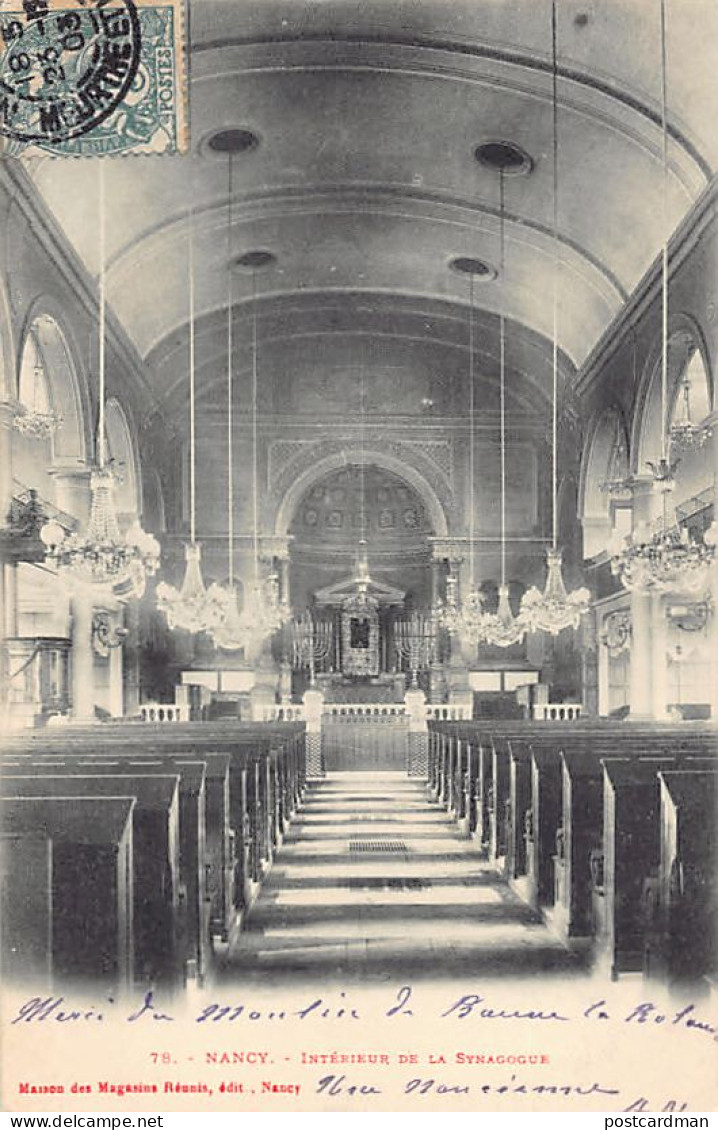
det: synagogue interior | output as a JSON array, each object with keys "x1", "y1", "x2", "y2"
[{"x1": 1, "y1": 0, "x2": 717, "y2": 993}]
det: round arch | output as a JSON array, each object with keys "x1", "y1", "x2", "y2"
[
  {"x1": 105, "y1": 397, "x2": 142, "y2": 519},
  {"x1": 633, "y1": 314, "x2": 714, "y2": 474},
  {"x1": 16, "y1": 303, "x2": 89, "y2": 463},
  {"x1": 0, "y1": 275, "x2": 15, "y2": 401},
  {"x1": 274, "y1": 448, "x2": 449, "y2": 538},
  {"x1": 578, "y1": 405, "x2": 630, "y2": 520}
]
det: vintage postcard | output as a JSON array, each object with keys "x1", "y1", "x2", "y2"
[{"x1": 1, "y1": 0, "x2": 717, "y2": 1116}]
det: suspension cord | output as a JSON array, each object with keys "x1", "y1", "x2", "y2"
[
  {"x1": 551, "y1": 0, "x2": 559, "y2": 551},
  {"x1": 188, "y1": 204, "x2": 196, "y2": 544},
  {"x1": 227, "y1": 157, "x2": 234, "y2": 586},
  {"x1": 98, "y1": 161, "x2": 107, "y2": 469},
  {"x1": 251, "y1": 270, "x2": 259, "y2": 586}
]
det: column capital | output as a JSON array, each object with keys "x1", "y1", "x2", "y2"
[
  {"x1": 428, "y1": 536, "x2": 465, "y2": 563},
  {"x1": 260, "y1": 534, "x2": 293, "y2": 561},
  {"x1": 0, "y1": 400, "x2": 18, "y2": 429},
  {"x1": 47, "y1": 461, "x2": 92, "y2": 483}
]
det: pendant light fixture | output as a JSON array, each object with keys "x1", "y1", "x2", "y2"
[
  {"x1": 610, "y1": 0, "x2": 715, "y2": 593},
  {"x1": 351, "y1": 368, "x2": 374, "y2": 601},
  {"x1": 41, "y1": 163, "x2": 160, "y2": 598},
  {"x1": 233, "y1": 269, "x2": 287, "y2": 644},
  {"x1": 209, "y1": 157, "x2": 250, "y2": 649},
  {"x1": 432, "y1": 269, "x2": 488, "y2": 642},
  {"x1": 13, "y1": 328, "x2": 63, "y2": 441},
  {"x1": 481, "y1": 171, "x2": 527, "y2": 647},
  {"x1": 520, "y1": 0, "x2": 590, "y2": 635},
  {"x1": 669, "y1": 374, "x2": 710, "y2": 451},
  {"x1": 156, "y1": 205, "x2": 226, "y2": 632}
]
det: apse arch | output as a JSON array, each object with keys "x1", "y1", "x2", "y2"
[{"x1": 274, "y1": 448, "x2": 449, "y2": 538}]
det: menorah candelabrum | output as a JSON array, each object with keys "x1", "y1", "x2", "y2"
[
  {"x1": 290, "y1": 610, "x2": 334, "y2": 686},
  {"x1": 394, "y1": 610, "x2": 436, "y2": 688}
]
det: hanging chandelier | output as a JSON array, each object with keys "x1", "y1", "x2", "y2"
[
  {"x1": 157, "y1": 542, "x2": 228, "y2": 632},
  {"x1": 599, "y1": 435, "x2": 632, "y2": 496},
  {"x1": 13, "y1": 374, "x2": 63, "y2": 441},
  {"x1": 156, "y1": 204, "x2": 224, "y2": 632},
  {"x1": 13, "y1": 333, "x2": 63, "y2": 441},
  {"x1": 13, "y1": 403, "x2": 62, "y2": 441},
  {"x1": 519, "y1": 1, "x2": 590, "y2": 636},
  {"x1": 481, "y1": 170, "x2": 526, "y2": 647},
  {"x1": 435, "y1": 270, "x2": 490, "y2": 645},
  {"x1": 206, "y1": 156, "x2": 252, "y2": 651},
  {"x1": 611, "y1": 517, "x2": 716, "y2": 595},
  {"x1": 431, "y1": 569, "x2": 462, "y2": 633},
  {"x1": 610, "y1": 0, "x2": 715, "y2": 596},
  {"x1": 41, "y1": 165, "x2": 159, "y2": 598},
  {"x1": 214, "y1": 263, "x2": 289, "y2": 650},
  {"x1": 669, "y1": 377, "x2": 712, "y2": 451}
]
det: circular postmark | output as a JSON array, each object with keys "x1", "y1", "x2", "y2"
[{"x1": 0, "y1": 1, "x2": 141, "y2": 145}]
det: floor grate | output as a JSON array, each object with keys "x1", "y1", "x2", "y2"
[
  {"x1": 348, "y1": 840, "x2": 408, "y2": 853},
  {"x1": 342, "y1": 877, "x2": 427, "y2": 891}
]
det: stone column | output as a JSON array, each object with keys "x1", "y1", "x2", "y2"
[
  {"x1": 0, "y1": 401, "x2": 14, "y2": 527},
  {"x1": 122, "y1": 601, "x2": 141, "y2": 717},
  {"x1": 70, "y1": 591, "x2": 94, "y2": 721},
  {"x1": 49, "y1": 464, "x2": 92, "y2": 525},
  {"x1": 0, "y1": 403, "x2": 14, "y2": 712},
  {"x1": 4, "y1": 559, "x2": 18, "y2": 639},
  {"x1": 278, "y1": 556, "x2": 290, "y2": 611},
  {"x1": 650, "y1": 593, "x2": 671, "y2": 721},
  {"x1": 430, "y1": 557, "x2": 442, "y2": 608},
  {"x1": 302, "y1": 686, "x2": 325, "y2": 777},
  {"x1": 405, "y1": 685, "x2": 428, "y2": 777},
  {"x1": 627, "y1": 476, "x2": 659, "y2": 720},
  {"x1": 706, "y1": 412, "x2": 718, "y2": 723},
  {"x1": 580, "y1": 606, "x2": 599, "y2": 716}
]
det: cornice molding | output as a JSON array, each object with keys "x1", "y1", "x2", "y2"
[
  {"x1": 575, "y1": 176, "x2": 718, "y2": 399},
  {"x1": 0, "y1": 160, "x2": 160, "y2": 417}
]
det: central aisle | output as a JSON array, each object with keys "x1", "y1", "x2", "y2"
[{"x1": 218, "y1": 772, "x2": 585, "y2": 985}]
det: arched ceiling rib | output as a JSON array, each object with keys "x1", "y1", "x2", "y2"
[{"x1": 25, "y1": 0, "x2": 718, "y2": 428}]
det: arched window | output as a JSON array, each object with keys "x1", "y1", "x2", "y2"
[
  {"x1": 104, "y1": 398, "x2": 141, "y2": 520},
  {"x1": 668, "y1": 347, "x2": 711, "y2": 441},
  {"x1": 635, "y1": 330, "x2": 713, "y2": 527},
  {"x1": 12, "y1": 315, "x2": 85, "y2": 497},
  {"x1": 18, "y1": 327, "x2": 54, "y2": 418},
  {"x1": 580, "y1": 407, "x2": 629, "y2": 558}
]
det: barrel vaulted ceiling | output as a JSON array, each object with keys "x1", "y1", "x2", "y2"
[{"x1": 25, "y1": 0, "x2": 718, "y2": 423}]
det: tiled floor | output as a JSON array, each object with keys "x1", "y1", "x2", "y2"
[{"x1": 218, "y1": 772, "x2": 584, "y2": 984}]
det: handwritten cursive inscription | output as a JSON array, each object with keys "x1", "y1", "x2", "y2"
[{"x1": 8, "y1": 986, "x2": 718, "y2": 1047}]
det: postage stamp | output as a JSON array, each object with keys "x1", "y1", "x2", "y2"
[{"x1": 0, "y1": 0, "x2": 187, "y2": 156}]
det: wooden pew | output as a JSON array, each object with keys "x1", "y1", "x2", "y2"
[
  {"x1": 428, "y1": 720, "x2": 718, "y2": 928},
  {"x1": 3, "y1": 723, "x2": 304, "y2": 903},
  {"x1": 558, "y1": 737, "x2": 718, "y2": 940},
  {"x1": 599, "y1": 757, "x2": 718, "y2": 979},
  {"x1": 0, "y1": 796, "x2": 134, "y2": 990},
  {"x1": 4, "y1": 755, "x2": 209, "y2": 984},
  {"x1": 647, "y1": 769, "x2": 718, "y2": 985},
  {"x1": 4, "y1": 737, "x2": 274, "y2": 935},
  {"x1": 0, "y1": 772, "x2": 182, "y2": 989},
  {"x1": 507, "y1": 741, "x2": 533, "y2": 886},
  {"x1": 0, "y1": 833, "x2": 53, "y2": 984}
]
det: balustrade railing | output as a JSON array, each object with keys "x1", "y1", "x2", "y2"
[
  {"x1": 532, "y1": 702, "x2": 583, "y2": 721},
  {"x1": 139, "y1": 703, "x2": 191, "y2": 723}
]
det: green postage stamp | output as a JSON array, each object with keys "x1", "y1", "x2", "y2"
[{"x1": 0, "y1": 0, "x2": 187, "y2": 155}]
